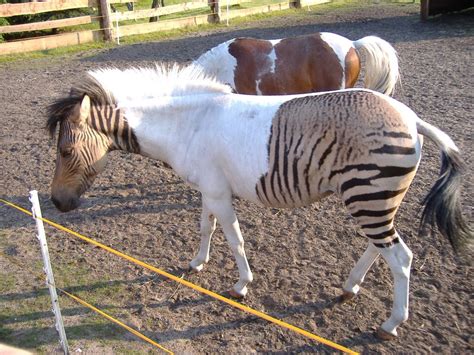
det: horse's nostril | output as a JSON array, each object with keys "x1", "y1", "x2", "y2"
[
  {"x1": 51, "y1": 195, "x2": 80, "y2": 212},
  {"x1": 70, "y1": 198, "x2": 81, "y2": 211}
]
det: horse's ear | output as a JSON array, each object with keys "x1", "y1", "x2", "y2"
[
  {"x1": 71, "y1": 94, "x2": 91, "y2": 126},
  {"x1": 79, "y1": 95, "x2": 91, "y2": 122}
]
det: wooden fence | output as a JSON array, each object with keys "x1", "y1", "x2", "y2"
[{"x1": 0, "y1": 0, "x2": 330, "y2": 55}]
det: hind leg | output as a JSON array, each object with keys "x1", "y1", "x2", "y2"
[
  {"x1": 377, "y1": 235, "x2": 413, "y2": 338},
  {"x1": 345, "y1": 200, "x2": 412, "y2": 337},
  {"x1": 341, "y1": 242, "x2": 380, "y2": 302}
]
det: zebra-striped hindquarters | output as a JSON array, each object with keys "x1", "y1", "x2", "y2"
[{"x1": 255, "y1": 91, "x2": 420, "y2": 247}]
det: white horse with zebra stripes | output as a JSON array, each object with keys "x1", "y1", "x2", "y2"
[{"x1": 47, "y1": 64, "x2": 471, "y2": 339}]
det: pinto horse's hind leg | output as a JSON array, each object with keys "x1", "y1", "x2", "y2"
[
  {"x1": 377, "y1": 235, "x2": 413, "y2": 338},
  {"x1": 341, "y1": 242, "x2": 380, "y2": 302},
  {"x1": 202, "y1": 195, "x2": 253, "y2": 298},
  {"x1": 190, "y1": 203, "x2": 217, "y2": 272}
]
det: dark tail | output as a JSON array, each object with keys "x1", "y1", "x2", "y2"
[{"x1": 417, "y1": 120, "x2": 472, "y2": 252}]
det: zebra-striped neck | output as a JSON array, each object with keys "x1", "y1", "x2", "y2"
[{"x1": 88, "y1": 105, "x2": 140, "y2": 154}]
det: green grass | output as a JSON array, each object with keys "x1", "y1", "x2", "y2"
[
  {"x1": 0, "y1": 41, "x2": 112, "y2": 63},
  {"x1": 0, "y1": 235, "x2": 20, "y2": 292},
  {"x1": 1, "y1": 268, "x2": 137, "y2": 350},
  {"x1": 0, "y1": 219, "x2": 153, "y2": 351},
  {"x1": 1, "y1": 291, "x2": 55, "y2": 348},
  {"x1": 0, "y1": 273, "x2": 16, "y2": 293},
  {"x1": 0, "y1": 229, "x2": 135, "y2": 350}
]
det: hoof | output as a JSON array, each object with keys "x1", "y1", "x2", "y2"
[
  {"x1": 228, "y1": 289, "x2": 245, "y2": 299},
  {"x1": 188, "y1": 262, "x2": 204, "y2": 273},
  {"x1": 339, "y1": 290, "x2": 356, "y2": 303},
  {"x1": 376, "y1": 328, "x2": 397, "y2": 341},
  {"x1": 188, "y1": 265, "x2": 202, "y2": 274}
]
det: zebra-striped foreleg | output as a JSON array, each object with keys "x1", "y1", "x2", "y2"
[
  {"x1": 341, "y1": 242, "x2": 380, "y2": 302},
  {"x1": 377, "y1": 235, "x2": 413, "y2": 338},
  {"x1": 202, "y1": 195, "x2": 253, "y2": 298},
  {"x1": 190, "y1": 202, "x2": 217, "y2": 272}
]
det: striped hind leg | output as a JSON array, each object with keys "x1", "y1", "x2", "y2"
[
  {"x1": 348, "y1": 220, "x2": 412, "y2": 338},
  {"x1": 347, "y1": 209, "x2": 412, "y2": 337},
  {"x1": 377, "y1": 235, "x2": 413, "y2": 338}
]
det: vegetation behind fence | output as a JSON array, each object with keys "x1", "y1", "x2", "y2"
[{"x1": 0, "y1": 0, "x2": 330, "y2": 55}]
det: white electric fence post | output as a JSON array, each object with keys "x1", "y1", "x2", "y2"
[
  {"x1": 218, "y1": 0, "x2": 222, "y2": 24},
  {"x1": 226, "y1": 0, "x2": 229, "y2": 26},
  {"x1": 116, "y1": 15, "x2": 120, "y2": 45},
  {"x1": 29, "y1": 190, "x2": 70, "y2": 355}
]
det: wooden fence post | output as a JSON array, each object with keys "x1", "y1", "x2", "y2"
[
  {"x1": 208, "y1": 0, "x2": 220, "y2": 23},
  {"x1": 99, "y1": 0, "x2": 113, "y2": 41}
]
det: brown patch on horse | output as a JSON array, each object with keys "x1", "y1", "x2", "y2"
[
  {"x1": 229, "y1": 34, "x2": 345, "y2": 95},
  {"x1": 271, "y1": 34, "x2": 344, "y2": 93},
  {"x1": 344, "y1": 47, "x2": 361, "y2": 88},
  {"x1": 228, "y1": 38, "x2": 273, "y2": 94}
]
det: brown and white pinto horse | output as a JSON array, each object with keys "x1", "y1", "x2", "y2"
[{"x1": 194, "y1": 32, "x2": 400, "y2": 95}]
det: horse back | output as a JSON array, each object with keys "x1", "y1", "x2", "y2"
[{"x1": 227, "y1": 33, "x2": 359, "y2": 94}]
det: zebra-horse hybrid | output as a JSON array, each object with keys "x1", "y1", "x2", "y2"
[{"x1": 47, "y1": 65, "x2": 471, "y2": 339}]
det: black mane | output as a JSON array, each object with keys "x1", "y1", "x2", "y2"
[{"x1": 46, "y1": 74, "x2": 116, "y2": 138}]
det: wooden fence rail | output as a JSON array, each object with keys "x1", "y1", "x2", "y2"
[
  {"x1": 0, "y1": 15, "x2": 94, "y2": 34},
  {"x1": 0, "y1": 0, "x2": 330, "y2": 55},
  {"x1": 110, "y1": 1, "x2": 209, "y2": 22},
  {"x1": 0, "y1": 0, "x2": 96, "y2": 17}
]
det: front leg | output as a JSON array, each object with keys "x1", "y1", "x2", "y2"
[
  {"x1": 190, "y1": 203, "x2": 217, "y2": 272},
  {"x1": 203, "y1": 195, "x2": 253, "y2": 298}
]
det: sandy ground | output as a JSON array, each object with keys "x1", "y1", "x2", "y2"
[{"x1": 0, "y1": 2, "x2": 473, "y2": 354}]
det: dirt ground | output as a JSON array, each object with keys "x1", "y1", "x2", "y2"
[{"x1": 0, "y1": 2, "x2": 473, "y2": 354}]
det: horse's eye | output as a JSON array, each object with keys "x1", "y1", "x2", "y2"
[{"x1": 60, "y1": 148, "x2": 73, "y2": 158}]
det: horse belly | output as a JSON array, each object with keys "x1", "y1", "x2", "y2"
[
  {"x1": 259, "y1": 190, "x2": 333, "y2": 209},
  {"x1": 213, "y1": 102, "x2": 280, "y2": 203}
]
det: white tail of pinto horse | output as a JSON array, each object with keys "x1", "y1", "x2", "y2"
[{"x1": 353, "y1": 36, "x2": 400, "y2": 96}]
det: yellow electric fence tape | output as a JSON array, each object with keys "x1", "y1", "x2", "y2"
[
  {"x1": 1, "y1": 198, "x2": 358, "y2": 355},
  {"x1": 57, "y1": 287, "x2": 173, "y2": 354},
  {"x1": 0, "y1": 201, "x2": 173, "y2": 355}
]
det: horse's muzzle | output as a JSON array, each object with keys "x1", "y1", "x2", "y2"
[{"x1": 51, "y1": 195, "x2": 81, "y2": 212}]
